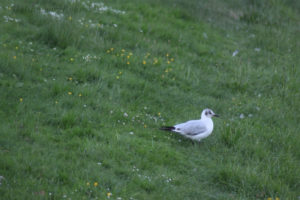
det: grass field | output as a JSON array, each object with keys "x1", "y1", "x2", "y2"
[{"x1": 0, "y1": 0, "x2": 299, "y2": 199}]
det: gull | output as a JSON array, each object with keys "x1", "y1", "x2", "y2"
[{"x1": 160, "y1": 108, "x2": 219, "y2": 142}]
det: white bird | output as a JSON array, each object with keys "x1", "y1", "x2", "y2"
[{"x1": 160, "y1": 108, "x2": 219, "y2": 142}]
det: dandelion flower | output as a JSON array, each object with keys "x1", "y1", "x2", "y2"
[
  {"x1": 86, "y1": 182, "x2": 90, "y2": 186},
  {"x1": 127, "y1": 55, "x2": 130, "y2": 59},
  {"x1": 107, "y1": 50, "x2": 110, "y2": 53},
  {"x1": 170, "y1": 58, "x2": 174, "y2": 62},
  {"x1": 78, "y1": 93, "x2": 82, "y2": 97},
  {"x1": 267, "y1": 198, "x2": 272, "y2": 200},
  {"x1": 68, "y1": 77, "x2": 72, "y2": 81},
  {"x1": 158, "y1": 112, "x2": 161, "y2": 116},
  {"x1": 144, "y1": 124, "x2": 147, "y2": 128},
  {"x1": 68, "y1": 92, "x2": 72, "y2": 95},
  {"x1": 166, "y1": 53, "x2": 169, "y2": 57},
  {"x1": 167, "y1": 60, "x2": 171, "y2": 64},
  {"x1": 15, "y1": 46, "x2": 19, "y2": 50},
  {"x1": 110, "y1": 48, "x2": 114, "y2": 51},
  {"x1": 13, "y1": 56, "x2": 16, "y2": 59},
  {"x1": 129, "y1": 52, "x2": 133, "y2": 56},
  {"x1": 118, "y1": 71, "x2": 122, "y2": 75},
  {"x1": 107, "y1": 192, "x2": 112, "y2": 198},
  {"x1": 70, "y1": 58, "x2": 74, "y2": 62},
  {"x1": 127, "y1": 61, "x2": 130, "y2": 65},
  {"x1": 19, "y1": 98, "x2": 23, "y2": 102},
  {"x1": 275, "y1": 198, "x2": 280, "y2": 200},
  {"x1": 121, "y1": 49, "x2": 125, "y2": 52},
  {"x1": 142, "y1": 60, "x2": 146, "y2": 65},
  {"x1": 93, "y1": 182, "x2": 98, "y2": 187}
]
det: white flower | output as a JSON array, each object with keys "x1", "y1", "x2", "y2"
[
  {"x1": 123, "y1": 112, "x2": 128, "y2": 117},
  {"x1": 232, "y1": 50, "x2": 239, "y2": 57},
  {"x1": 239, "y1": 114, "x2": 245, "y2": 119}
]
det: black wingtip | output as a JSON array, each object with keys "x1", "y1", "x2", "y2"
[{"x1": 160, "y1": 126, "x2": 175, "y2": 131}]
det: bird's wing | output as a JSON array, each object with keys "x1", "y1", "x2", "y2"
[{"x1": 175, "y1": 120, "x2": 207, "y2": 136}]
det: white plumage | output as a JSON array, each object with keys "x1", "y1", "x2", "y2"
[{"x1": 160, "y1": 108, "x2": 219, "y2": 142}]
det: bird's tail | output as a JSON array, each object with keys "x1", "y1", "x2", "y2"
[{"x1": 160, "y1": 126, "x2": 175, "y2": 131}]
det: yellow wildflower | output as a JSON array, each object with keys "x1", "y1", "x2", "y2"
[
  {"x1": 144, "y1": 124, "x2": 147, "y2": 128},
  {"x1": 121, "y1": 49, "x2": 125, "y2": 52},
  {"x1": 68, "y1": 77, "x2": 72, "y2": 81},
  {"x1": 118, "y1": 71, "x2": 122, "y2": 75},
  {"x1": 107, "y1": 50, "x2": 110, "y2": 53},
  {"x1": 16, "y1": 46, "x2": 19, "y2": 50},
  {"x1": 19, "y1": 98, "x2": 23, "y2": 102},
  {"x1": 13, "y1": 56, "x2": 16, "y2": 59},
  {"x1": 86, "y1": 182, "x2": 90, "y2": 186},
  {"x1": 70, "y1": 58, "x2": 74, "y2": 62},
  {"x1": 158, "y1": 112, "x2": 161, "y2": 116},
  {"x1": 129, "y1": 52, "x2": 133, "y2": 56},
  {"x1": 94, "y1": 182, "x2": 98, "y2": 187},
  {"x1": 275, "y1": 198, "x2": 280, "y2": 200},
  {"x1": 166, "y1": 53, "x2": 169, "y2": 57},
  {"x1": 116, "y1": 76, "x2": 120, "y2": 79},
  {"x1": 78, "y1": 93, "x2": 82, "y2": 97},
  {"x1": 170, "y1": 58, "x2": 174, "y2": 62},
  {"x1": 142, "y1": 60, "x2": 146, "y2": 65},
  {"x1": 127, "y1": 55, "x2": 130, "y2": 59},
  {"x1": 110, "y1": 48, "x2": 114, "y2": 51},
  {"x1": 267, "y1": 198, "x2": 272, "y2": 200},
  {"x1": 68, "y1": 92, "x2": 72, "y2": 95},
  {"x1": 127, "y1": 61, "x2": 130, "y2": 65},
  {"x1": 167, "y1": 60, "x2": 170, "y2": 64},
  {"x1": 107, "y1": 192, "x2": 112, "y2": 198}
]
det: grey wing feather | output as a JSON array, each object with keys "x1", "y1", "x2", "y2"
[{"x1": 175, "y1": 120, "x2": 207, "y2": 136}]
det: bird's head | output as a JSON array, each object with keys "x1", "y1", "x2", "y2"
[{"x1": 201, "y1": 108, "x2": 219, "y2": 118}]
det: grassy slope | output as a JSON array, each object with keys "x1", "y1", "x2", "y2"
[{"x1": 0, "y1": 0, "x2": 299, "y2": 199}]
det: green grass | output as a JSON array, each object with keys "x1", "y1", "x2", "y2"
[{"x1": 0, "y1": 0, "x2": 299, "y2": 199}]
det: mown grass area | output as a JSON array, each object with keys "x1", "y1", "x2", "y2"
[{"x1": 0, "y1": 0, "x2": 299, "y2": 199}]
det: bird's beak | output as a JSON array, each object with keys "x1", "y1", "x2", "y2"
[{"x1": 214, "y1": 114, "x2": 219, "y2": 117}]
